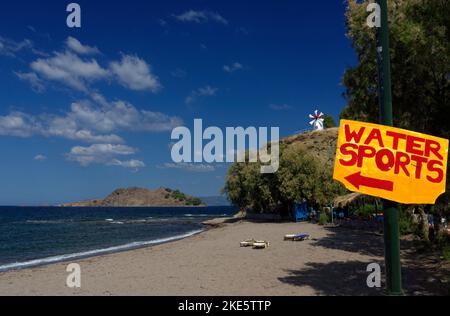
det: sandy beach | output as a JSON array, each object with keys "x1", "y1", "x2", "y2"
[{"x1": 0, "y1": 220, "x2": 448, "y2": 296}]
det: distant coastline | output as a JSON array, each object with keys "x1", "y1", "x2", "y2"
[{"x1": 60, "y1": 187, "x2": 207, "y2": 207}]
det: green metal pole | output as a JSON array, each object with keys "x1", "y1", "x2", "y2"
[{"x1": 375, "y1": 0, "x2": 403, "y2": 295}]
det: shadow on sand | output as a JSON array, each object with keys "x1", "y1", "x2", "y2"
[
  {"x1": 312, "y1": 226, "x2": 385, "y2": 257},
  {"x1": 278, "y1": 226, "x2": 450, "y2": 296},
  {"x1": 279, "y1": 261, "x2": 384, "y2": 296}
]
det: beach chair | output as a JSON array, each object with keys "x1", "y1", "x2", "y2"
[
  {"x1": 240, "y1": 239, "x2": 256, "y2": 247},
  {"x1": 284, "y1": 234, "x2": 296, "y2": 241},
  {"x1": 292, "y1": 234, "x2": 310, "y2": 241},
  {"x1": 284, "y1": 234, "x2": 310, "y2": 241},
  {"x1": 240, "y1": 239, "x2": 270, "y2": 249},
  {"x1": 252, "y1": 241, "x2": 270, "y2": 249}
]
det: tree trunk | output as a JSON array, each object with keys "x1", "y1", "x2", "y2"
[
  {"x1": 418, "y1": 206, "x2": 429, "y2": 242},
  {"x1": 433, "y1": 209, "x2": 442, "y2": 242}
]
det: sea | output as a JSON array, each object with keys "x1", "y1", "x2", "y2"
[{"x1": 0, "y1": 206, "x2": 237, "y2": 272}]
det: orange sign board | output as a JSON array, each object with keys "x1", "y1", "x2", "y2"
[{"x1": 334, "y1": 120, "x2": 449, "y2": 204}]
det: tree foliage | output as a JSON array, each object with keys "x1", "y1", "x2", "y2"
[
  {"x1": 223, "y1": 143, "x2": 346, "y2": 214},
  {"x1": 342, "y1": 0, "x2": 450, "y2": 206},
  {"x1": 323, "y1": 115, "x2": 337, "y2": 128},
  {"x1": 164, "y1": 188, "x2": 203, "y2": 206}
]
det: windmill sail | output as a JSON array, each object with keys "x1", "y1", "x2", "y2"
[{"x1": 308, "y1": 109, "x2": 325, "y2": 130}]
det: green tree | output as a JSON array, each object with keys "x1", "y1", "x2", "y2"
[
  {"x1": 223, "y1": 143, "x2": 346, "y2": 215},
  {"x1": 279, "y1": 144, "x2": 345, "y2": 208},
  {"x1": 323, "y1": 115, "x2": 337, "y2": 128},
  {"x1": 342, "y1": 0, "x2": 449, "y2": 227},
  {"x1": 342, "y1": 0, "x2": 449, "y2": 136},
  {"x1": 222, "y1": 163, "x2": 251, "y2": 211},
  {"x1": 186, "y1": 198, "x2": 203, "y2": 206}
]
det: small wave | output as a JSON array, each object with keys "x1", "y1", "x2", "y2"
[
  {"x1": 105, "y1": 218, "x2": 165, "y2": 224},
  {"x1": 26, "y1": 220, "x2": 71, "y2": 224},
  {"x1": 0, "y1": 229, "x2": 204, "y2": 273},
  {"x1": 184, "y1": 214, "x2": 211, "y2": 217},
  {"x1": 105, "y1": 219, "x2": 114, "y2": 222},
  {"x1": 126, "y1": 219, "x2": 150, "y2": 224},
  {"x1": 26, "y1": 220, "x2": 49, "y2": 224}
]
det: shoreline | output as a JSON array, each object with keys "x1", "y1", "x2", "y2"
[
  {"x1": 0, "y1": 216, "x2": 237, "y2": 273},
  {"x1": 0, "y1": 227, "x2": 208, "y2": 273},
  {"x1": 0, "y1": 220, "x2": 447, "y2": 296},
  {"x1": 0, "y1": 205, "x2": 218, "y2": 208}
]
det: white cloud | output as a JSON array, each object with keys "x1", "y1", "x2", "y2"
[
  {"x1": 109, "y1": 55, "x2": 162, "y2": 92},
  {"x1": 171, "y1": 68, "x2": 187, "y2": 78},
  {"x1": 70, "y1": 144, "x2": 136, "y2": 156},
  {"x1": 69, "y1": 98, "x2": 182, "y2": 133},
  {"x1": 160, "y1": 163, "x2": 216, "y2": 172},
  {"x1": 34, "y1": 154, "x2": 47, "y2": 161},
  {"x1": 15, "y1": 72, "x2": 46, "y2": 93},
  {"x1": 185, "y1": 96, "x2": 194, "y2": 105},
  {"x1": 185, "y1": 85, "x2": 218, "y2": 105},
  {"x1": 0, "y1": 96, "x2": 182, "y2": 144},
  {"x1": 223, "y1": 62, "x2": 243, "y2": 73},
  {"x1": 30, "y1": 51, "x2": 108, "y2": 91},
  {"x1": 66, "y1": 144, "x2": 139, "y2": 166},
  {"x1": 0, "y1": 110, "x2": 121, "y2": 143},
  {"x1": 66, "y1": 37, "x2": 100, "y2": 55},
  {"x1": 43, "y1": 114, "x2": 124, "y2": 143},
  {"x1": 269, "y1": 104, "x2": 293, "y2": 111},
  {"x1": 158, "y1": 19, "x2": 168, "y2": 27},
  {"x1": 108, "y1": 159, "x2": 146, "y2": 170},
  {"x1": 0, "y1": 112, "x2": 39, "y2": 137},
  {"x1": 12, "y1": 37, "x2": 162, "y2": 94},
  {"x1": 197, "y1": 86, "x2": 218, "y2": 96},
  {"x1": 237, "y1": 27, "x2": 250, "y2": 35},
  {"x1": 0, "y1": 36, "x2": 33, "y2": 57},
  {"x1": 173, "y1": 10, "x2": 228, "y2": 25},
  {"x1": 66, "y1": 144, "x2": 145, "y2": 171}
]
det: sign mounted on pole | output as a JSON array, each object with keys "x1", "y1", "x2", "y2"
[{"x1": 334, "y1": 120, "x2": 448, "y2": 204}]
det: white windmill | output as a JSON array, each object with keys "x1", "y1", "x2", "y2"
[{"x1": 309, "y1": 110, "x2": 325, "y2": 130}]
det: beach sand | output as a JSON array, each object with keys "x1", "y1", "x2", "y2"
[{"x1": 0, "y1": 220, "x2": 447, "y2": 296}]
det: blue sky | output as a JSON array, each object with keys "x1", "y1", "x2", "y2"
[{"x1": 0, "y1": 0, "x2": 356, "y2": 205}]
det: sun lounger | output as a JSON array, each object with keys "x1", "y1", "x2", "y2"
[
  {"x1": 293, "y1": 234, "x2": 310, "y2": 241},
  {"x1": 252, "y1": 241, "x2": 270, "y2": 249},
  {"x1": 284, "y1": 234, "x2": 310, "y2": 241},
  {"x1": 284, "y1": 234, "x2": 296, "y2": 240},
  {"x1": 240, "y1": 239, "x2": 256, "y2": 247},
  {"x1": 240, "y1": 239, "x2": 270, "y2": 249}
]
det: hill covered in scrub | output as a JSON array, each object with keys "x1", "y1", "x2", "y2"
[
  {"x1": 62, "y1": 187, "x2": 205, "y2": 207},
  {"x1": 282, "y1": 127, "x2": 339, "y2": 167}
]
